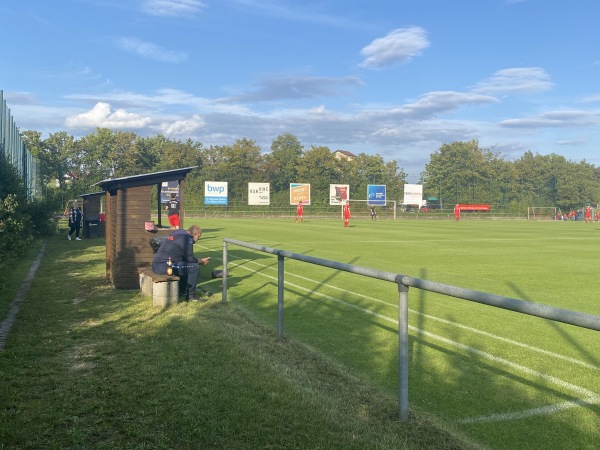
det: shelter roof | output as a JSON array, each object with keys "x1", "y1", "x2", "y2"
[{"x1": 96, "y1": 167, "x2": 197, "y2": 191}]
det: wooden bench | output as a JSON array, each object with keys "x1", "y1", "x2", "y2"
[{"x1": 138, "y1": 268, "x2": 180, "y2": 307}]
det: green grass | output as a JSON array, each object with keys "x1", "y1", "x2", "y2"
[
  {"x1": 194, "y1": 217, "x2": 600, "y2": 450},
  {"x1": 0, "y1": 224, "x2": 475, "y2": 449},
  {"x1": 1, "y1": 217, "x2": 599, "y2": 449}
]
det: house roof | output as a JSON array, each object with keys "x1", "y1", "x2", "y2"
[
  {"x1": 96, "y1": 167, "x2": 197, "y2": 192},
  {"x1": 333, "y1": 150, "x2": 357, "y2": 159}
]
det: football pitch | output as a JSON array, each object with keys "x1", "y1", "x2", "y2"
[{"x1": 193, "y1": 217, "x2": 600, "y2": 449}]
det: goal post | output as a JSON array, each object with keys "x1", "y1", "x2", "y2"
[
  {"x1": 527, "y1": 206, "x2": 558, "y2": 221},
  {"x1": 344, "y1": 199, "x2": 397, "y2": 220}
]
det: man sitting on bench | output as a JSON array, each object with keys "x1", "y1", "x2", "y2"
[{"x1": 151, "y1": 224, "x2": 210, "y2": 301}]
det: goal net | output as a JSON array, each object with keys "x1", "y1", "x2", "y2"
[{"x1": 527, "y1": 207, "x2": 558, "y2": 221}]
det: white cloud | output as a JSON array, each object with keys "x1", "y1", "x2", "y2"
[
  {"x1": 359, "y1": 27, "x2": 429, "y2": 69},
  {"x1": 141, "y1": 0, "x2": 205, "y2": 17},
  {"x1": 472, "y1": 68, "x2": 554, "y2": 95},
  {"x1": 396, "y1": 91, "x2": 498, "y2": 118},
  {"x1": 154, "y1": 115, "x2": 206, "y2": 134},
  {"x1": 499, "y1": 110, "x2": 599, "y2": 128},
  {"x1": 65, "y1": 102, "x2": 152, "y2": 129},
  {"x1": 115, "y1": 37, "x2": 187, "y2": 63},
  {"x1": 223, "y1": 75, "x2": 363, "y2": 103}
]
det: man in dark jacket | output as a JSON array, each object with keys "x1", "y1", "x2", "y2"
[
  {"x1": 68, "y1": 202, "x2": 83, "y2": 240},
  {"x1": 151, "y1": 225, "x2": 210, "y2": 300}
]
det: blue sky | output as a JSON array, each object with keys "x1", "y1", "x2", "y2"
[{"x1": 2, "y1": 0, "x2": 600, "y2": 182}]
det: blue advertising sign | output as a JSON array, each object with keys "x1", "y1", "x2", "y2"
[
  {"x1": 204, "y1": 181, "x2": 228, "y2": 205},
  {"x1": 367, "y1": 184, "x2": 386, "y2": 206},
  {"x1": 160, "y1": 181, "x2": 179, "y2": 203}
]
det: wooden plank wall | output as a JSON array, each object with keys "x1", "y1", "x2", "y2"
[
  {"x1": 108, "y1": 185, "x2": 174, "y2": 289},
  {"x1": 83, "y1": 196, "x2": 101, "y2": 220}
]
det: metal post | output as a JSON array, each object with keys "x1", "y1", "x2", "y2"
[
  {"x1": 222, "y1": 240, "x2": 228, "y2": 303},
  {"x1": 277, "y1": 253, "x2": 284, "y2": 341},
  {"x1": 398, "y1": 282, "x2": 409, "y2": 422}
]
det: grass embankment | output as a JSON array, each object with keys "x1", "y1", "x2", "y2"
[{"x1": 0, "y1": 231, "x2": 475, "y2": 449}]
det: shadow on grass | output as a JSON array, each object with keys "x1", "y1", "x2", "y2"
[
  {"x1": 404, "y1": 267, "x2": 600, "y2": 450},
  {"x1": 0, "y1": 232, "x2": 476, "y2": 449}
]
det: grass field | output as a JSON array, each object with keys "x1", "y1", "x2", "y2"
[
  {"x1": 195, "y1": 217, "x2": 600, "y2": 449},
  {"x1": 1, "y1": 217, "x2": 599, "y2": 449}
]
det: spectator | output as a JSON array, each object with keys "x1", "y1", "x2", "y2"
[
  {"x1": 152, "y1": 225, "x2": 210, "y2": 301},
  {"x1": 67, "y1": 202, "x2": 83, "y2": 240}
]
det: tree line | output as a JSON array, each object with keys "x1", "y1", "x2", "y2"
[{"x1": 20, "y1": 129, "x2": 600, "y2": 211}]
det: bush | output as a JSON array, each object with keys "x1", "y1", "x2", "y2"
[{"x1": 0, "y1": 152, "x2": 58, "y2": 277}]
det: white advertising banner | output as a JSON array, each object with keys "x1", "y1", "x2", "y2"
[
  {"x1": 329, "y1": 184, "x2": 350, "y2": 205},
  {"x1": 403, "y1": 184, "x2": 423, "y2": 206},
  {"x1": 248, "y1": 182, "x2": 270, "y2": 205}
]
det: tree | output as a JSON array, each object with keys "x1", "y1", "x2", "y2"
[
  {"x1": 296, "y1": 146, "x2": 338, "y2": 204},
  {"x1": 422, "y1": 140, "x2": 503, "y2": 205},
  {"x1": 267, "y1": 133, "x2": 303, "y2": 193}
]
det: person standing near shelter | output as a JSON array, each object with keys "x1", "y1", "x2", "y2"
[
  {"x1": 166, "y1": 193, "x2": 180, "y2": 229},
  {"x1": 454, "y1": 204, "x2": 461, "y2": 221},
  {"x1": 295, "y1": 201, "x2": 304, "y2": 223},
  {"x1": 343, "y1": 201, "x2": 351, "y2": 228},
  {"x1": 152, "y1": 225, "x2": 210, "y2": 301},
  {"x1": 370, "y1": 205, "x2": 377, "y2": 220},
  {"x1": 67, "y1": 202, "x2": 83, "y2": 240}
]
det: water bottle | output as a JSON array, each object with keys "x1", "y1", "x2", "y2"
[{"x1": 167, "y1": 257, "x2": 173, "y2": 276}]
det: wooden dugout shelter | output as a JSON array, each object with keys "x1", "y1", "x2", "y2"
[
  {"x1": 79, "y1": 191, "x2": 105, "y2": 238},
  {"x1": 96, "y1": 167, "x2": 197, "y2": 289}
]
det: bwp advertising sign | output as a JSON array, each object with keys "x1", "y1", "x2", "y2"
[
  {"x1": 367, "y1": 184, "x2": 386, "y2": 206},
  {"x1": 248, "y1": 182, "x2": 270, "y2": 205},
  {"x1": 204, "y1": 181, "x2": 228, "y2": 205},
  {"x1": 329, "y1": 184, "x2": 350, "y2": 205},
  {"x1": 289, "y1": 183, "x2": 311, "y2": 205},
  {"x1": 160, "y1": 180, "x2": 179, "y2": 203},
  {"x1": 403, "y1": 184, "x2": 423, "y2": 206}
]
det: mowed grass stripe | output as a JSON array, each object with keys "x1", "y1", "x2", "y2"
[
  {"x1": 202, "y1": 242, "x2": 600, "y2": 372},
  {"x1": 204, "y1": 246, "x2": 599, "y2": 407},
  {"x1": 195, "y1": 218, "x2": 600, "y2": 448}
]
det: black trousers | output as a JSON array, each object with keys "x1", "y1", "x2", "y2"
[{"x1": 68, "y1": 222, "x2": 81, "y2": 238}]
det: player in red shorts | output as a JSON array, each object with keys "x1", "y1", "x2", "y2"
[
  {"x1": 166, "y1": 193, "x2": 180, "y2": 229},
  {"x1": 295, "y1": 201, "x2": 303, "y2": 222},
  {"x1": 585, "y1": 205, "x2": 592, "y2": 223},
  {"x1": 454, "y1": 204, "x2": 461, "y2": 221},
  {"x1": 343, "y1": 201, "x2": 351, "y2": 228}
]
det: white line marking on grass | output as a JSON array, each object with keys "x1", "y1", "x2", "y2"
[
  {"x1": 203, "y1": 247, "x2": 600, "y2": 421},
  {"x1": 211, "y1": 249, "x2": 600, "y2": 372},
  {"x1": 459, "y1": 395, "x2": 600, "y2": 424}
]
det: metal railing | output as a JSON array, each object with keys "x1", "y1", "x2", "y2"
[{"x1": 221, "y1": 238, "x2": 600, "y2": 422}]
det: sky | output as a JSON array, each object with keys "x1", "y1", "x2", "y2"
[{"x1": 2, "y1": 0, "x2": 600, "y2": 182}]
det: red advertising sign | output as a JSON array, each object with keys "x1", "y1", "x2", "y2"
[{"x1": 458, "y1": 204, "x2": 490, "y2": 211}]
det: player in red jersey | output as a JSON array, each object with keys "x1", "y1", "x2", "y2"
[
  {"x1": 295, "y1": 201, "x2": 303, "y2": 222},
  {"x1": 585, "y1": 205, "x2": 592, "y2": 223},
  {"x1": 343, "y1": 201, "x2": 351, "y2": 228},
  {"x1": 454, "y1": 204, "x2": 461, "y2": 221}
]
